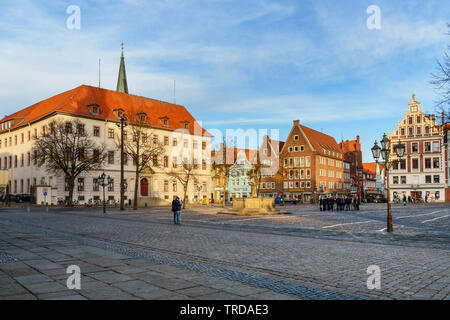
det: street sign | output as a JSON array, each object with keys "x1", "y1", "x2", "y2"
[{"x1": 43, "y1": 191, "x2": 47, "y2": 196}]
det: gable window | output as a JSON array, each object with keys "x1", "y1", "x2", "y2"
[{"x1": 294, "y1": 135, "x2": 299, "y2": 141}]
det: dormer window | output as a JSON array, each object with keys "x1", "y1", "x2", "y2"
[
  {"x1": 160, "y1": 116, "x2": 169, "y2": 127},
  {"x1": 180, "y1": 121, "x2": 190, "y2": 129},
  {"x1": 87, "y1": 104, "x2": 100, "y2": 115}
]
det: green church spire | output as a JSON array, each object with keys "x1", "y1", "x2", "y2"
[{"x1": 116, "y1": 43, "x2": 129, "y2": 94}]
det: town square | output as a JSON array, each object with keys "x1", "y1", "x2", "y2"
[{"x1": 0, "y1": 0, "x2": 449, "y2": 307}]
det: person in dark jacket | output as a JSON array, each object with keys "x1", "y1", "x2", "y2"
[{"x1": 172, "y1": 196, "x2": 182, "y2": 224}]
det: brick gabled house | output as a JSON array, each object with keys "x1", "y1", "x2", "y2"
[
  {"x1": 339, "y1": 136, "x2": 363, "y2": 197},
  {"x1": 258, "y1": 135, "x2": 284, "y2": 198},
  {"x1": 280, "y1": 120, "x2": 344, "y2": 203}
]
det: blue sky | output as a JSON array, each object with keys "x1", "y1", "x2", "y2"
[{"x1": 0, "y1": 0, "x2": 448, "y2": 161}]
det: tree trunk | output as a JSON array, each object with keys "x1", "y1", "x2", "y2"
[
  {"x1": 67, "y1": 179, "x2": 75, "y2": 207},
  {"x1": 133, "y1": 166, "x2": 139, "y2": 210},
  {"x1": 183, "y1": 184, "x2": 188, "y2": 209}
]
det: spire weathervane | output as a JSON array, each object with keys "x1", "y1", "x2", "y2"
[{"x1": 116, "y1": 43, "x2": 129, "y2": 94}]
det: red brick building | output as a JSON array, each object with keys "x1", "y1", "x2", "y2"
[
  {"x1": 280, "y1": 120, "x2": 344, "y2": 203},
  {"x1": 339, "y1": 136, "x2": 363, "y2": 196},
  {"x1": 258, "y1": 135, "x2": 284, "y2": 198}
]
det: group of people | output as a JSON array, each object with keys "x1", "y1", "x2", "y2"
[{"x1": 319, "y1": 196, "x2": 360, "y2": 211}]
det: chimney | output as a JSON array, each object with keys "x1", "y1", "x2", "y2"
[
  {"x1": 442, "y1": 112, "x2": 445, "y2": 125},
  {"x1": 293, "y1": 120, "x2": 300, "y2": 126},
  {"x1": 357, "y1": 135, "x2": 360, "y2": 143}
]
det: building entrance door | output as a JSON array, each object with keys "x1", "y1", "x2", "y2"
[{"x1": 140, "y1": 178, "x2": 148, "y2": 197}]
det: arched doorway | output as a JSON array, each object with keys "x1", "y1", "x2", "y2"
[{"x1": 140, "y1": 178, "x2": 148, "y2": 197}]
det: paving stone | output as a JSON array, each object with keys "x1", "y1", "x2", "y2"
[
  {"x1": 15, "y1": 274, "x2": 53, "y2": 285},
  {"x1": 22, "y1": 281, "x2": 68, "y2": 294},
  {"x1": 176, "y1": 285, "x2": 220, "y2": 298},
  {"x1": 86, "y1": 271, "x2": 132, "y2": 284},
  {"x1": 112, "y1": 280, "x2": 163, "y2": 295}
]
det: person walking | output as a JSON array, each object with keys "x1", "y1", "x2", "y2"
[{"x1": 172, "y1": 196, "x2": 182, "y2": 224}]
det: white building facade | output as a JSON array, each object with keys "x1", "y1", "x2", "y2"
[
  {"x1": 388, "y1": 95, "x2": 446, "y2": 202},
  {"x1": 0, "y1": 85, "x2": 212, "y2": 206}
]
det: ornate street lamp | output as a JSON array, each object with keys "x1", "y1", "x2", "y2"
[
  {"x1": 98, "y1": 172, "x2": 111, "y2": 214},
  {"x1": 372, "y1": 135, "x2": 405, "y2": 232},
  {"x1": 113, "y1": 108, "x2": 128, "y2": 211}
]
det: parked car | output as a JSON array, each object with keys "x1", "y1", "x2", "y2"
[{"x1": 15, "y1": 194, "x2": 31, "y2": 203}]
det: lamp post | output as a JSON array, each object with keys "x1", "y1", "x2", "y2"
[
  {"x1": 113, "y1": 108, "x2": 128, "y2": 211},
  {"x1": 371, "y1": 134, "x2": 405, "y2": 232},
  {"x1": 98, "y1": 172, "x2": 111, "y2": 214}
]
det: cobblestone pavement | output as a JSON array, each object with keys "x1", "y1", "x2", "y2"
[{"x1": 0, "y1": 203, "x2": 449, "y2": 300}]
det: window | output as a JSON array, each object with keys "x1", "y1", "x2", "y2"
[
  {"x1": 123, "y1": 153, "x2": 128, "y2": 165},
  {"x1": 77, "y1": 178, "x2": 85, "y2": 192},
  {"x1": 193, "y1": 140, "x2": 198, "y2": 149},
  {"x1": 433, "y1": 158, "x2": 440, "y2": 168},
  {"x1": 164, "y1": 181, "x2": 169, "y2": 192},
  {"x1": 163, "y1": 119, "x2": 168, "y2": 126},
  {"x1": 202, "y1": 160, "x2": 207, "y2": 170},
  {"x1": 14, "y1": 155, "x2": 17, "y2": 168},
  {"x1": 425, "y1": 158, "x2": 431, "y2": 169},
  {"x1": 393, "y1": 176, "x2": 399, "y2": 184},
  {"x1": 164, "y1": 136, "x2": 169, "y2": 146},
  {"x1": 300, "y1": 146, "x2": 304, "y2": 152},
  {"x1": 153, "y1": 155, "x2": 158, "y2": 167},
  {"x1": 172, "y1": 181, "x2": 177, "y2": 192},
  {"x1": 408, "y1": 117, "x2": 413, "y2": 125},
  {"x1": 401, "y1": 128, "x2": 405, "y2": 135},
  {"x1": 65, "y1": 122, "x2": 72, "y2": 133},
  {"x1": 153, "y1": 135, "x2": 158, "y2": 144},
  {"x1": 425, "y1": 126, "x2": 430, "y2": 134},
  {"x1": 172, "y1": 157, "x2": 178, "y2": 168},
  {"x1": 289, "y1": 147, "x2": 293, "y2": 152},
  {"x1": 417, "y1": 127, "x2": 421, "y2": 135},
  {"x1": 77, "y1": 124, "x2": 85, "y2": 134},
  {"x1": 432, "y1": 142, "x2": 440, "y2": 152},
  {"x1": 294, "y1": 146, "x2": 298, "y2": 152},
  {"x1": 401, "y1": 176, "x2": 406, "y2": 184},
  {"x1": 93, "y1": 126, "x2": 100, "y2": 137},
  {"x1": 294, "y1": 135, "x2": 299, "y2": 141},
  {"x1": 412, "y1": 143, "x2": 418, "y2": 153},
  {"x1": 164, "y1": 156, "x2": 169, "y2": 168},
  {"x1": 93, "y1": 178, "x2": 99, "y2": 192},
  {"x1": 400, "y1": 159, "x2": 406, "y2": 170},
  {"x1": 412, "y1": 158, "x2": 418, "y2": 169},
  {"x1": 416, "y1": 116, "x2": 421, "y2": 123},
  {"x1": 108, "y1": 179, "x2": 114, "y2": 192},
  {"x1": 433, "y1": 175, "x2": 440, "y2": 183},
  {"x1": 424, "y1": 142, "x2": 431, "y2": 152},
  {"x1": 93, "y1": 150, "x2": 100, "y2": 162},
  {"x1": 21, "y1": 154, "x2": 24, "y2": 167},
  {"x1": 108, "y1": 151, "x2": 114, "y2": 164},
  {"x1": 21, "y1": 133, "x2": 24, "y2": 143},
  {"x1": 108, "y1": 129, "x2": 114, "y2": 139},
  {"x1": 202, "y1": 141, "x2": 206, "y2": 150},
  {"x1": 305, "y1": 156, "x2": 310, "y2": 167},
  {"x1": 409, "y1": 127, "x2": 414, "y2": 135},
  {"x1": 172, "y1": 137, "x2": 177, "y2": 146},
  {"x1": 425, "y1": 175, "x2": 431, "y2": 183}
]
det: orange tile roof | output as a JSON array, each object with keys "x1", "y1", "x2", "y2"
[
  {"x1": 363, "y1": 162, "x2": 384, "y2": 175},
  {"x1": 300, "y1": 125, "x2": 342, "y2": 155},
  {"x1": 0, "y1": 85, "x2": 211, "y2": 137},
  {"x1": 340, "y1": 138, "x2": 361, "y2": 153},
  {"x1": 211, "y1": 147, "x2": 258, "y2": 164}
]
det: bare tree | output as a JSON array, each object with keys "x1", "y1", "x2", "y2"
[
  {"x1": 117, "y1": 112, "x2": 165, "y2": 210},
  {"x1": 431, "y1": 23, "x2": 450, "y2": 123},
  {"x1": 32, "y1": 118, "x2": 107, "y2": 206},
  {"x1": 168, "y1": 156, "x2": 198, "y2": 209}
]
